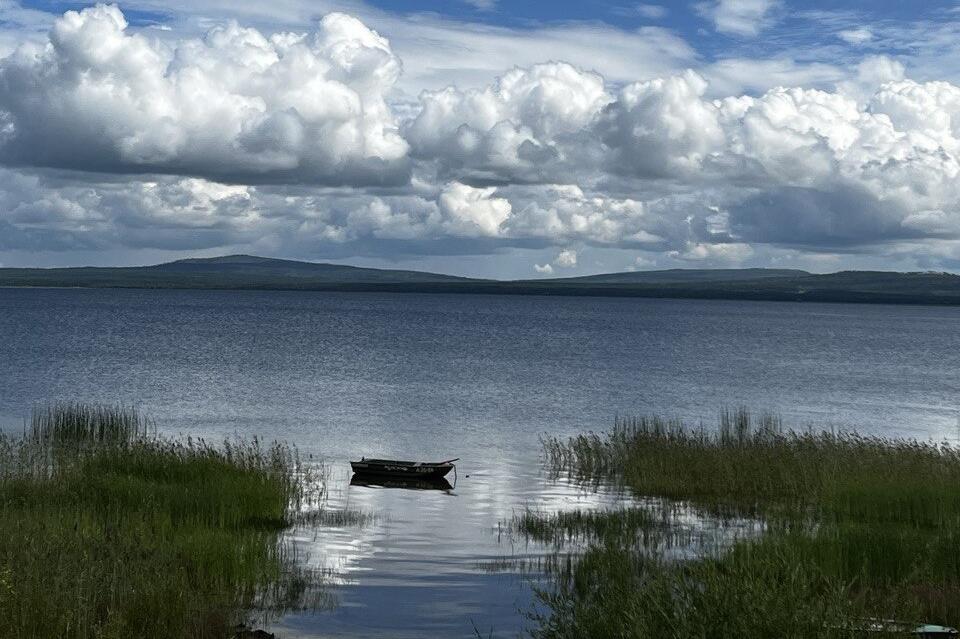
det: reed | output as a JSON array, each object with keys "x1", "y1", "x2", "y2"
[
  {"x1": 28, "y1": 401, "x2": 151, "y2": 444},
  {"x1": 514, "y1": 507, "x2": 687, "y2": 550},
  {"x1": 528, "y1": 409, "x2": 960, "y2": 637},
  {"x1": 0, "y1": 403, "x2": 328, "y2": 639}
]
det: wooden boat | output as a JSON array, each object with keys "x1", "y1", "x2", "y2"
[{"x1": 350, "y1": 457, "x2": 458, "y2": 480}]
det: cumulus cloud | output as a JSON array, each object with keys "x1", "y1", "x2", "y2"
[
  {"x1": 598, "y1": 70, "x2": 724, "y2": 178},
  {"x1": 405, "y1": 62, "x2": 610, "y2": 182},
  {"x1": 479, "y1": 62, "x2": 960, "y2": 254},
  {"x1": 0, "y1": 5, "x2": 410, "y2": 185},
  {"x1": 554, "y1": 248, "x2": 577, "y2": 268},
  {"x1": 835, "y1": 56, "x2": 906, "y2": 104},
  {"x1": 4, "y1": 6, "x2": 960, "y2": 273},
  {"x1": 532, "y1": 247, "x2": 576, "y2": 276},
  {"x1": 502, "y1": 185, "x2": 668, "y2": 246},
  {"x1": 438, "y1": 182, "x2": 511, "y2": 237},
  {"x1": 0, "y1": 170, "x2": 268, "y2": 251},
  {"x1": 696, "y1": 0, "x2": 782, "y2": 37}
]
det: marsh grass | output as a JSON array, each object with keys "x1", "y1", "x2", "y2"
[
  {"x1": 297, "y1": 507, "x2": 376, "y2": 527},
  {"x1": 28, "y1": 401, "x2": 152, "y2": 444},
  {"x1": 0, "y1": 403, "x2": 331, "y2": 639},
  {"x1": 527, "y1": 409, "x2": 960, "y2": 637}
]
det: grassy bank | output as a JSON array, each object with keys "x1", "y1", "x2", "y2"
[
  {"x1": 0, "y1": 403, "x2": 325, "y2": 639},
  {"x1": 524, "y1": 410, "x2": 960, "y2": 638}
]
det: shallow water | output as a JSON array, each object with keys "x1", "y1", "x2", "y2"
[
  {"x1": 2, "y1": 288, "x2": 959, "y2": 636},
  {"x1": 272, "y1": 463, "x2": 633, "y2": 638}
]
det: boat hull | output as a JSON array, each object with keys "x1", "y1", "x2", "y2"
[{"x1": 350, "y1": 460, "x2": 454, "y2": 480}]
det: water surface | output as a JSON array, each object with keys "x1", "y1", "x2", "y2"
[{"x1": 2, "y1": 288, "x2": 959, "y2": 636}]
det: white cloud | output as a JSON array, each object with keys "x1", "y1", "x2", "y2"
[
  {"x1": 836, "y1": 55, "x2": 906, "y2": 104},
  {"x1": 554, "y1": 248, "x2": 578, "y2": 268},
  {"x1": 703, "y1": 57, "x2": 846, "y2": 97},
  {"x1": 628, "y1": 4, "x2": 668, "y2": 19},
  {"x1": 531, "y1": 247, "x2": 581, "y2": 275},
  {"x1": 76, "y1": 0, "x2": 697, "y2": 94},
  {"x1": 406, "y1": 62, "x2": 610, "y2": 182},
  {"x1": 438, "y1": 182, "x2": 511, "y2": 237},
  {"x1": 696, "y1": 0, "x2": 782, "y2": 37},
  {"x1": 502, "y1": 184, "x2": 666, "y2": 246},
  {"x1": 838, "y1": 28, "x2": 873, "y2": 45},
  {"x1": 599, "y1": 71, "x2": 724, "y2": 178},
  {"x1": 5, "y1": 6, "x2": 960, "y2": 273},
  {"x1": 533, "y1": 262, "x2": 554, "y2": 274},
  {"x1": 0, "y1": 170, "x2": 270, "y2": 252},
  {"x1": 0, "y1": 5, "x2": 410, "y2": 185},
  {"x1": 277, "y1": 10, "x2": 699, "y2": 94}
]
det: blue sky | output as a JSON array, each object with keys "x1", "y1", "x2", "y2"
[
  {"x1": 17, "y1": 1, "x2": 960, "y2": 55},
  {"x1": 12, "y1": 0, "x2": 960, "y2": 90},
  {"x1": 355, "y1": 0, "x2": 955, "y2": 41},
  {"x1": 2, "y1": 0, "x2": 960, "y2": 276}
]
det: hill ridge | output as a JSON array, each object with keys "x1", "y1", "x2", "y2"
[{"x1": 2, "y1": 255, "x2": 960, "y2": 306}]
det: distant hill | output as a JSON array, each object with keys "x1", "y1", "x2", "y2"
[
  {"x1": 3, "y1": 256, "x2": 960, "y2": 306},
  {"x1": 503, "y1": 269, "x2": 960, "y2": 305},
  {"x1": 149, "y1": 254, "x2": 481, "y2": 284},
  {"x1": 0, "y1": 255, "x2": 478, "y2": 289},
  {"x1": 541, "y1": 268, "x2": 810, "y2": 285}
]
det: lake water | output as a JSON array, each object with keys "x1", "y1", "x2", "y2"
[{"x1": 2, "y1": 288, "x2": 960, "y2": 637}]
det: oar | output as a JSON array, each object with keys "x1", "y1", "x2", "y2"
[{"x1": 437, "y1": 457, "x2": 460, "y2": 464}]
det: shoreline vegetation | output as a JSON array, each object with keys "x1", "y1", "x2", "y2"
[
  {"x1": 5, "y1": 401, "x2": 958, "y2": 637},
  {"x1": 4, "y1": 254, "x2": 960, "y2": 306},
  {"x1": 0, "y1": 402, "x2": 331, "y2": 639},
  {"x1": 521, "y1": 409, "x2": 960, "y2": 638}
]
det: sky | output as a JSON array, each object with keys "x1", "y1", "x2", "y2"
[{"x1": 2, "y1": 1, "x2": 960, "y2": 276}]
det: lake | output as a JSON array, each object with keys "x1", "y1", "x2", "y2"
[{"x1": 2, "y1": 288, "x2": 959, "y2": 637}]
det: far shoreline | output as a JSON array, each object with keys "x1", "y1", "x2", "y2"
[
  {"x1": 3, "y1": 281, "x2": 960, "y2": 308},
  {"x1": 3, "y1": 255, "x2": 960, "y2": 307}
]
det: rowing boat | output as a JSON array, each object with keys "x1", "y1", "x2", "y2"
[{"x1": 350, "y1": 457, "x2": 458, "y2": 480}]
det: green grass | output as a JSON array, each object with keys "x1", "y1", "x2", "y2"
[
  {"x1": 0, "y1": 403, "x2": 329, "y2": 639},
  {"x1": 525, "y1": 409, "x2": 960, "y2": 638},
  {"x1": 27, "y1": 402, "x2": 152, "y2": 444},
  {"x1": 514, "y1": 507, "x2": 696, "y2": 553}
]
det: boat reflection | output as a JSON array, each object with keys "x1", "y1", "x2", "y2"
[{"x1": 349, "y1": 473, "x2": 455, "y2": 492}]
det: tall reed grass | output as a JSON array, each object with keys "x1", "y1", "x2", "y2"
[
  {"x1": 0, "y1": 403, "x2": 327, "y2": 639},
  {"x1": 28, "y1": 401, "x2": 151, "y2": 444},
  {"x1": 528, "y1": 409, "x2": 960, "y2": 637}
]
